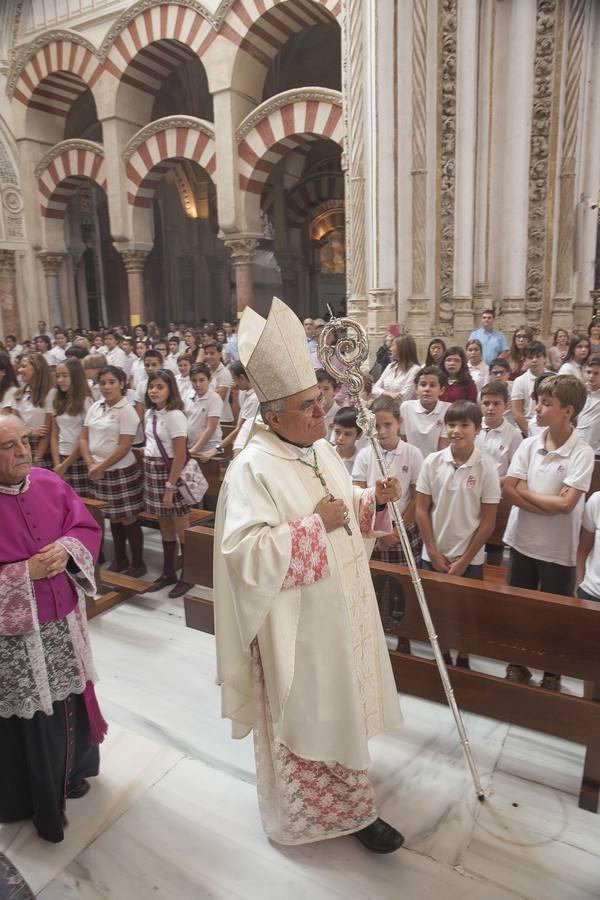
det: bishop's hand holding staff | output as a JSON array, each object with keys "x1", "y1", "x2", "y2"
[{"x1": 214, "y1": 298, "x2": 405, "y2": 853}]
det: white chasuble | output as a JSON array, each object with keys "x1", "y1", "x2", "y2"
[{"x1": 215, "y1": 424, "x2": 403, "y2": 771}]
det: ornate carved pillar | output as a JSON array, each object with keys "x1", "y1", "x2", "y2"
[
  {"x1": 342, "y1": 0, "x2": 368, "y2": 328},
  {"x1": 437, "y1": 0, "x2": 458, "y2": 335},
  {"x1": 38, "y1": 252, "x2": 65, "y2": 327},
  {"x1": 525, "y1": 0, "x2": 562, "y2": 334},
  {"x1": 473, "y1": 0, "x2": 495, "y2": 317},
  {"x1": 223, "y1": 237, "x2": 258, "y2": 314},
  {"x1": 500, "y1": 1, "x2": 538, "y2": 334},
  {"x1": 452, "y1": 0, "x2": 479, "y2": 344},
  {"x1": 119, "y1": 249, "x2": 149, "y2": 327},
  {"x1": 406, "y1": 0, "x2": 431, "y2": 344},
  {"x1": 0, "y1": 250, "x2": 19, "y2": 340},
  {"x1": 552, "y1": 0, "x2": 586, "y2": 334}
]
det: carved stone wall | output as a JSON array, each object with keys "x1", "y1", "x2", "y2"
[
  {"x1": 525, "y1": 0, "x2": 559, "y2": 330},
  {"x1": 437, "y1": 0, "x2": 457, "y2": 335}
]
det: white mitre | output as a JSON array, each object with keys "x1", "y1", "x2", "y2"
[{"x1": 238, "y1": 297, "x2": 317, "y2": 402}]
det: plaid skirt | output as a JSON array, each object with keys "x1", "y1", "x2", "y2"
[
  {"x1": 143, "y1": 457, "x2": 190, "y2": 518},
  {"x1": 29, "y1": 436, "x2": 53, "y2": 469},
  {"x1": 61, "y1": 456, "x2": 92, "y2": 497},
  {"x1": 91, "y1": 461, "x2": 144, "y2": 521},
  {"x1": 372, "y1": 519, "x2": 422, "y2": 567}
]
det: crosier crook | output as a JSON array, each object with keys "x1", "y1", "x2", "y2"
[{"x1": 317, "y1": 313, "x2": 486, "y2": 803}]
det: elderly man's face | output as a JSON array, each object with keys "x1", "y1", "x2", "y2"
[
  {"x1": 0, "y1": 417, "x2": 32, "y2": 484},
  {"x1": 266, "y1": 384, "x2": 326, "y2": 446},
  {"x1": 303, "y1": 319, "x2": 315, "y2": 339}
]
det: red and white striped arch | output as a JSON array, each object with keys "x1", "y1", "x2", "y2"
[
  {"x1": 125, "y1": 121, "x2": 216, "y2": 208},
  {"x1": 37, "y1": 143, "x2": 106, "y2": 219},
  {"x1": 12, "y1": 38, "x2": 100, "y2": 118},
  {"x1": 222, "y1": 0, "x2": 340, "y2": 68},
  {"x1": 103, "y1": 4, "x2": 216, "y2": 90},
  {"x1": 238, "y1": 95, "x2": 343, "y2": 194}
]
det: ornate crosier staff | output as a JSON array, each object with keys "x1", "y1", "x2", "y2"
[{"x1": 318, "y1": 314, "x2": 486, "y2": 802}]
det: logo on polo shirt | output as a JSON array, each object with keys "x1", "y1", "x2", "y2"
[
  {"x1": 436, "y1": 419, "x2": 443, "y2": 427},
  {"x1": 557, "y1": 463, "x2": 565, "y2": 475},
  {"x1": 466, "y1": 474, "x2": 477, "y2": 488},
  {"x1": 402, "y1": 465, "x2": 409, "y2": 473}
]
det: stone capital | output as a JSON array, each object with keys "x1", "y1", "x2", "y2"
[
  {"x1": 38, "y1": 252, "x2": 65, "y2": 276},
  {"x1": 223, "y1": 237, "x2": 258, "y2": 265},
  {"x1": 119, "y1": 249, "x2": 149, "y2": 274}
]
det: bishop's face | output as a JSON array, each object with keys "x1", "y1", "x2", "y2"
[
  {"x1": 0, "y1": 417, "x2": 32, "y2": 485},
  {"x1": 267, "y1": 384, "x2": 326, "y2": 447}
]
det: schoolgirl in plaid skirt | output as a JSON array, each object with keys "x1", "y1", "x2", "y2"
[
  {"x1": 142, "y1": 369, "x2": 192, "y2": 599},
  {"x1": 51, "y1": 359, "x2": 93, "y2": 497},
  {"x1": 12, "y1": 352, "x2": 55, "y2": 468},
  {"x1": 352, "y1": 396, "x2": 425, "y2": 569},
  {"x1": 80, "y1": 365, "x2": 145, "y2": 577}
]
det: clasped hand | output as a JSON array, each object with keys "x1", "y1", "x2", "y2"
[
  {"x1": 27, "y1": 542, "x2": 69, "y2": 580},
  {"x1": 375, "y1": 476, "x2": 401, "y2": 506}
]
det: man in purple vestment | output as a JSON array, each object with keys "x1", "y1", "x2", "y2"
[{"x1": 0, "y1": 413, "x2": 106, "y2": 843}]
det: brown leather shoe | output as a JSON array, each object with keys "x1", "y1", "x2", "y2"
[
  {"x1": 168, "y1": 579, "x2": 193, "y2": 599},
  {"x1": 144, "y1": 574, "x2": 177, "y2": 593}
]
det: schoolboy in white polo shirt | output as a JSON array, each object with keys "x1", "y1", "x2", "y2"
[
  {"x1": 476, "y1": 382, "x2": 523, "y2": 479},
  {"x1": 576, "y1": 491, "x2": 600, "y2": 602},
  {"x1": 511, "y1": 341, "x2": 547, "y2": 436},
  {"x1": 575, "y1": 355, "x2": 600, "y2": 454},
  {"x1": 416, "y1": 400, "x2": 501, "y2": 581},
  {"x1": 503, "y1": 374, "x2": 594, "y2": 690},
  {"x1": 401, "y1": 365, "x2": 450, "y2": 458}
]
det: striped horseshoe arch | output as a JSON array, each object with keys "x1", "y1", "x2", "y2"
[
  {"x1": 222, "y1": 0, "x2": 341, "y2": 68},
  {"x1": 11, "y1": 36, "x2": 100, "y2": 117},
  {"x1": 124, "y1": 119, "x2": 216, "y2": 208},
  {"x1": 36, "y1": 142, "x2": 107, "y2": 219},
  {"x1": 103, "y1": 3, "x2": 217, "y2": 89},
  {"x1": 237, "y1": 92, "x2": 343, "y2": 195}
]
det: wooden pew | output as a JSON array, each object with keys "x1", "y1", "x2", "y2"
[{"x1": 182, "y1": 525, "x2": 600, "y2": 814}]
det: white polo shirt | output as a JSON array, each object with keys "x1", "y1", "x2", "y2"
[
  {"x1": 416, "y1": 446, "x2": 501, "y2": 565},
  {"x1": 503, "y1": 428, "x2": 594, "y2": 567},
  {"x1": 121, "y1": 351, "x2": 136, "y2": 379},
  {"x1": 559, "y1": 360, "x2": 584, "y2": 381},
  {"x1": 511, "y1": 369, "x2": 537, "y2": 423},
  {"x1": 130, "y1": 357, "x2": 146, "y2": 389},
  {"x1": 84, "y1": 397, "x2": 139, "y2": 470},
  {"x1": 239, "y1": 388, "x2": 258, "y2": 424},
  {"x1": 580, "y1": 492, "x2": 600, "y2": 599},
  {"x1": 353, "y1": 440, "x2": 423, "y2": 517},
  {"x1": 211, "y1": 363, "x2": 233, "y2": 421},
  {"x1": 1, "y1": 384, "x2": 17, "y2": 410},
  {"x1": 324, "y1": 401, "x2": 340, "y2": 443},
  {"x1": 475, "y1": 419, "x2": 523, "y2": 476},
  {"x1": 576, "y1": 390, "x2": 600, "y2": 453},
  {"x1": 12, "y1": 386, "x2": 56, "y2": 430},
  {"x1": 372, "y1": 362, "x2": 420, "y2": 401},
  {"x1": 144, "y1": 408, "x2": 188, "y2": 459},
  {"x1": 468, "y1": 361, "x2": 489, "y2": 393},
  {"x1": 164, "y1": 353, "x2": 179, "y2": 375},
  {"x1": 400, "y1": 399, "x2": 450, "y2": 458},
  {"x1": 105, "y1": 345, "x2": 127, "y2": 370},
  {"x1": 185, "y1": 390, "x2": 223, "y2": 449},
  {"x1": 233, "y1": 416, "x2": 253, "y2": 453},
  {"x1": 56, "y1": 397, "x2": 92, "y2": 456}
]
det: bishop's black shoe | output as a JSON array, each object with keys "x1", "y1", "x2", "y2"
[{"x1": 353, "y1": 818, "x2": 405, "y2": 854}]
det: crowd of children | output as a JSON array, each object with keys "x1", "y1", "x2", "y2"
[{"x1": 3, "y1": 314, "x2": 600, "y2": 695}]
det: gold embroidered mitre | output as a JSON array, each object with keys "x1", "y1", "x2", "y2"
[{"x1": 238, "y1": 297, "x2": 317, "y2": 402}]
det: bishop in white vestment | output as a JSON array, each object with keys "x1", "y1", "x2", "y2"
[{"x1": 215, "y1": 299, "x2": 405, "y2": 853}]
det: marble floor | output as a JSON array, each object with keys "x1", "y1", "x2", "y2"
[{"x1": 2, "y1": 532, "x2": 600, "y2": 899}]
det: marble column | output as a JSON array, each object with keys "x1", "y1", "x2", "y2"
[
  {"x1": 0, "y1": 249, "x2": 20, "y2": 340},
  {"x1": 453, "y1": 0, "x2": 479, "y2": 345},
  {"x1": 342, "y1": 0, "x2": 368, "y2": 328},
  {"x1": 119, "y1": 249, "x2": 149, "y2": 327},
  {"x1": 223, "y1": 237, "x2": 258, "y2": 314},
  {"x1": 38, "y1": 252, "x2": 65, "y2": 328},
  {"x1": 500, "y1": 1, "x2": 538, "y2": 332},
  {"x1": 473, "y1": 0, "x2": 495, "y2": 318},
  {"x1": 406, "y1": 0, "x2": 432, "y2": 346}
]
